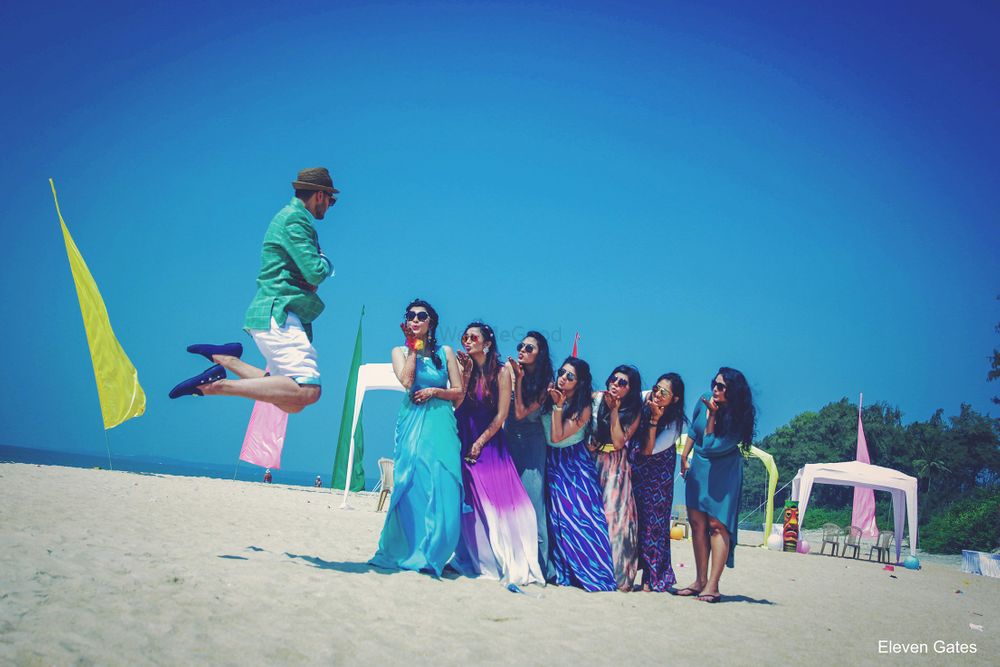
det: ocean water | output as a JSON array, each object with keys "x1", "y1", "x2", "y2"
[{"x1": 0, "y1": 444, "x2": 379, "y2": 490}]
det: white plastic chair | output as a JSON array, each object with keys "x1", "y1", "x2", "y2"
[{"x1": 376, "y1": 457, "x2": 395, "y2": 511}]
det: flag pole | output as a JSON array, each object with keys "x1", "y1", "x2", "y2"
[
  {"x1": 103, "y1": 429, "x2": 114, "y2": 471},
  {"x1": 233, "y1": 458, "x2": 241, "y2": 481},
  {"x1": 334, "y1": 305, "x2": 365, "y2": 509}
]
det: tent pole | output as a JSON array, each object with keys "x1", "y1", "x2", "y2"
[{"x1": 340, "y1": 427, "x2": 356, "y2": 509}]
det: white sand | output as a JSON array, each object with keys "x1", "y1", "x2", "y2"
[{"x1": 1, "y1": 463, "x2": 997, "y2": 666}]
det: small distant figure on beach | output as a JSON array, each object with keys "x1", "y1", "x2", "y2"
[
  {"x1": 314, "y1": 475, "x2": 322, "y2": 487},
  {"x1": 264, "y1": 468, "x2": 273, "y2": 484}
]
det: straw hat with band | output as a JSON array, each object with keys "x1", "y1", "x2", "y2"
[{"x1": 292, "y1": 167, "x2": 340, "y2": 195}]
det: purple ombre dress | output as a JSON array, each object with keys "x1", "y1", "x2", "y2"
[{"x1": 450, "y1": 380, "x2": 544, "y2": 586}]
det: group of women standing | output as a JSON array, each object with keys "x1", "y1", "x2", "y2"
[{"x1": 370, "y1": 299, "x2": 756, "y2": 602}]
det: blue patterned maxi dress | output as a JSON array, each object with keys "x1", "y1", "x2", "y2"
[{"x1": 542, "y1": 413, "x2": 616, "y2": 592}]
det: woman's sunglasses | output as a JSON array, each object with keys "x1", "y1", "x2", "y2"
[
  {"x1": 608, "y1": 377, "x2": 629, "y2": 388},
  {"x1": 516, "y1": 343, "x2": 536, "y2": 353},
  {"x1": 557, "y1": 368, "x2": 576, "y2": 381},
  {"x1": 462, "y1": 333, "x2": 481, "y2": 343},
  {"x1": 712, "y1": 381, "x2": 727, "y2": 392},
  {"x1": 651, "y1": 385, "x2": 672, "y2": 398},
  {"x1": 404, "y1": 310, "x2": 430, "y2": 322}
]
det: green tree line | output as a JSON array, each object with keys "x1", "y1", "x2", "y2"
[{"x1": 739, "y1": 399, "x2": 1000, "y2": 553}]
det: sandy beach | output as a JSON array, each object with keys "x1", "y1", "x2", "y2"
[{"x1": 1, "y1": 463, "x2": 996, "y2": 666}]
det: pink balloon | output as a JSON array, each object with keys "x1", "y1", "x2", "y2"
[{"x1": 797, "y1": 539, "x2": 811, "y2": 554}]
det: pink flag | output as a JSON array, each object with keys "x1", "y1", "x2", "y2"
[
  {"x1": 571, "y1": 332, "x2": 580, "y2": 357},
  {"x1": 239, "y1": 397, "x2": 288, "y2": 470},
  {"x1": 851, "y1": 393, "x2": 879, "y2": 537}
]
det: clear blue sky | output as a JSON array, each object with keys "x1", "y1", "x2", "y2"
[{"x1": 2, "y1": 1, "x2": 997, "y2": 477}]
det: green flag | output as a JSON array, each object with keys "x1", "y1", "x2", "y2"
[{"x1": 332, "y1": 307, "x2": 366, "y2": 491}]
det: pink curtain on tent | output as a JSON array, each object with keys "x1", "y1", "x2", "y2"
[
  {"x1": 851, "y1": 394, "x2": 879, "y2": 537},
  {"x1": 239, "y1": 388, "x2": 288, "y2": 470}
]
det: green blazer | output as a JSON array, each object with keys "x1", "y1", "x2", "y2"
[{"x1": 243, "y1": 197, "x2": 333, "y2": 339}]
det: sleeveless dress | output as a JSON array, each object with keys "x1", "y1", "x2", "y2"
[
  {"x1": 505, "y1": 399, "x2": 554, "y2": 581},
  {"x1": 450, "y1": 382, "x2": 544, "y2": 586},
  {"x1": 630, "y1": 421, "x2": 681, "y2": 591},
  {"x1": 684, "y1": 393, "x2": 743, "y2": 568},
  {"x1": 370, "y1": 348, "x2": 462, "y2": 576},
  {"x1": 591, "y1": 393, "x2": 639, "y2": 591},
  {"x1": 543, "y1": 412, "x2": 617, "y2": 592}
]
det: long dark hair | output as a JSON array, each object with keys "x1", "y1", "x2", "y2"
[
  {"x1": 463, "y1": 321, "x2": 501, "y2": 407},
  {"x1": 405, "y1": 298, "x2": 441, "y2": 369},
  {"x1": 595, "y1": 364, "x2": 643, "y2": 442},
  {"x1": 641, "y1": 372, "x2": 687, "y2": 437},
  {"x1": 520, "y1": 330, "x2": 553, "y2": 407},
  {"x1": 543, "y1": 356, "x2": 594, "y2": 427},
  {"x1": 714, "y1": 366, "x2": 756, "y2": 446}
]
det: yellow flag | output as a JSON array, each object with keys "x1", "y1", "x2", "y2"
[
  {"x1": 51, "y1": 179, "x2": 146, "y2": 429},
  {"x1": 749, "y1": 445, "x2": 779, "y2": 545}
]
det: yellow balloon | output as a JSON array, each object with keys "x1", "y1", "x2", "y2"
[{"x1": 670, "y1": 525, "x2": 685, "y2": 541}]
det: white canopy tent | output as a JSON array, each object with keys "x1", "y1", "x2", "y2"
[
  {"x1": 791, "y1": 461, "x2": 918, "y2": 562},
  {"x1": 340, "y1": 363, "x2": 405, "y2": 508}
]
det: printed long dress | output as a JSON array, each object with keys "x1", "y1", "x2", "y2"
[
  {"x1": 450, "y1": 384, "x2": 544, "y2": 586},
  {"x1": 506, "y1": 402, "x2": 555, "y2": 581},
  {"x1": 592, "y1": 393, "x2": 639, "y2": 591},
  {"x1": 370, "y1": 348, "x2": 462, "y2": 576},
  {"x1": 684, "y1": 393, "x2": 743, "y2": 568},
  {"x1": 630, "y1": 422, "x2": 681, "y2": 591},
  {"x1": 542, "y1": 413, "x2": 617, "y2": 592}
]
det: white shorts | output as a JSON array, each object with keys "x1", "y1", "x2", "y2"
[{"x1": 249, "y1": 312, "x2": 321, "y2": 386}]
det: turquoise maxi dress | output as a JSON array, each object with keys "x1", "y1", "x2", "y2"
[
  {"x1": 684, "y1": 393, "x2": 744, "y2": 568},
  {"x1": 370, "y1": 348, "x2": 463, "y2": 576}
]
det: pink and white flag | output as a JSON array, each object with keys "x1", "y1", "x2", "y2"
[
  {"x1": 851, "y1": 393, "x2": 879, "y2": 537},
  {"x1": 239, "y1": 390, "x2": 288, "y2": 470}
]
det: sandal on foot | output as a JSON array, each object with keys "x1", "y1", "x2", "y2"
[
  {"x1": 696, "y1": 593, "x2": 722, "y2": 603},
  {"x1": 672, "y1": 587, "x2": 702, "y2": 597}
]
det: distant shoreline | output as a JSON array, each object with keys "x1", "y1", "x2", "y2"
[{"x1": 0, "y1": 444, "x2": 379, "y2": 490}]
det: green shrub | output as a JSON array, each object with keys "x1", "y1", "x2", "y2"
[
  {"x1": 801, "y1": 506, "x2": 852, "y2": 529},
  {"x1": 920, "y1": 489, "x2": 1000, "y2": 554}
]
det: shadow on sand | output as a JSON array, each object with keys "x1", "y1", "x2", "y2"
[
  {"x1": 720, "y1": 594, "x2": 776, "y2": 605},
  {"x1": 284, "y1": 552, "x2": 375, "y2": 574},
  {"x1": 283, "y1": 551, "x2": 462, "y2": 580}
]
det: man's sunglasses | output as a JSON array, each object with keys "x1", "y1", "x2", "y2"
[
  {"x1": 557, "y1": 368, "x2": 576, "y2": 382},
  {"x1": 404, "y1": 311, "x2": 430, "y2": 322},
  {"x1": 516, "y1": 343, "x2": 536, "y2": 353}
]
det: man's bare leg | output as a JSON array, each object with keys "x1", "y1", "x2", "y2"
[
  {"x1": 199, "y1": 376, "x2": 321, "y2": 413},
  {"x1": 212, "y1": 354, "x2": 267, "y2": 379}
]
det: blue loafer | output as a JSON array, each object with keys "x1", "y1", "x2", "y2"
[
  {"x1": 186, "y1": 342, "x2": 243, "y2": 362},
  {"x1": 169, "y1": 364, "x2": 226, "y2": 399}
]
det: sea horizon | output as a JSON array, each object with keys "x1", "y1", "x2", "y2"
[{"x1": 0, "y1": 444, "x2": 379, "y2": 491}]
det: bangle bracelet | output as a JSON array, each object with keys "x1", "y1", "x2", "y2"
[{"x1": 553, "y1": 404, "x2": 563, "y2": 412}]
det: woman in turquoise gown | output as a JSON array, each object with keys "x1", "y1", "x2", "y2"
[{"x1": 370, "y1": 300, "x2": 465, "y2": 576}]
